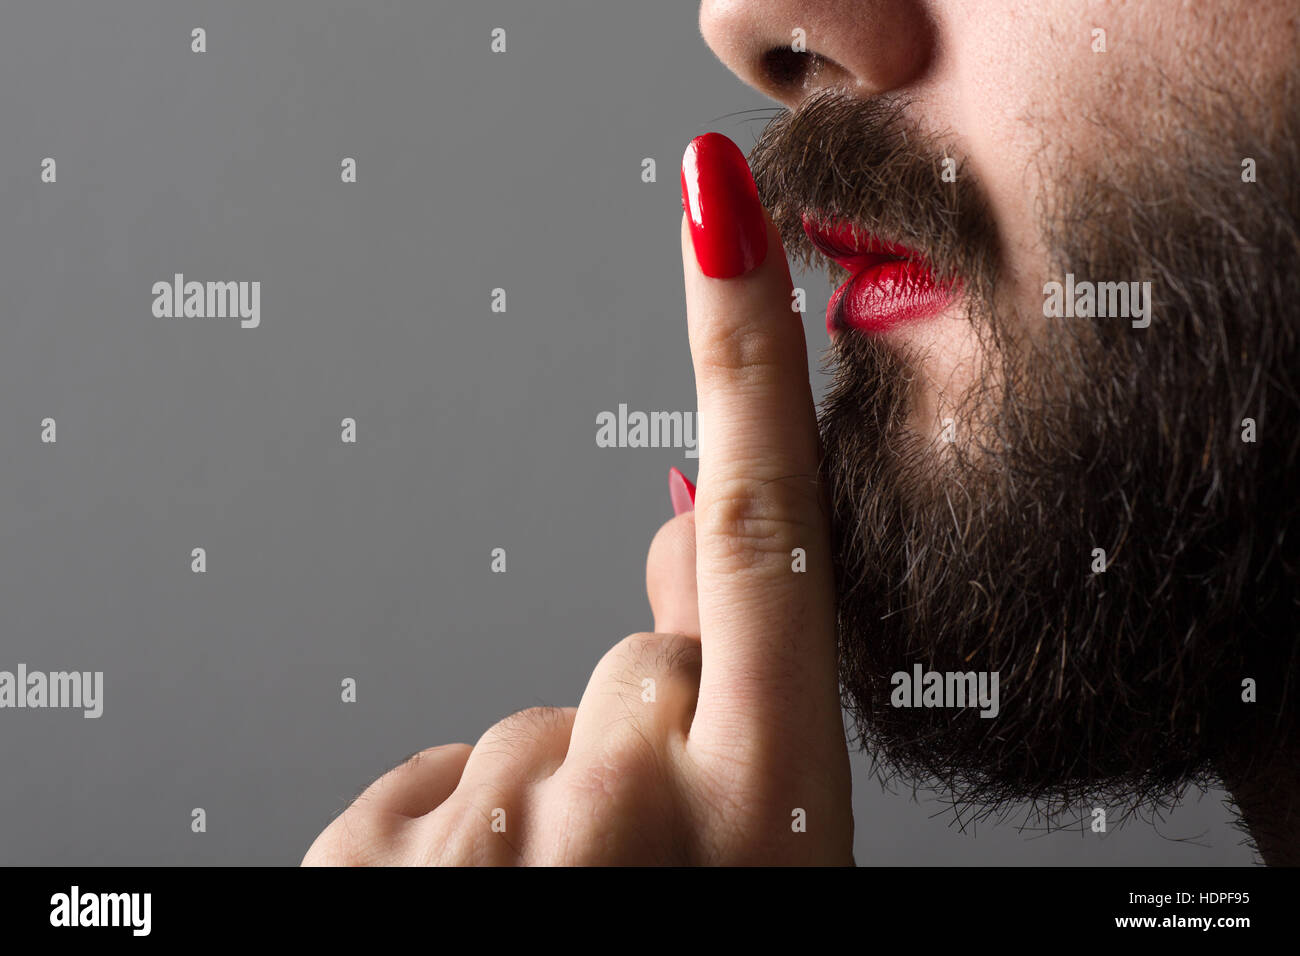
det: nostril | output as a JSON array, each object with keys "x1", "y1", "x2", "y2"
[
  {"x1": 760, "y1": 48, "x2": 836, "y2": 94},
  {"x1": 761, "y1": 47, "x2": 805, "y2": 87}
]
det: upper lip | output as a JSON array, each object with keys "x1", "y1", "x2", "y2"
[{"x1": 801, "y1": 215, "x2": 929, "y2": 275}]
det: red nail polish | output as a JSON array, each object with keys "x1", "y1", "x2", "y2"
[
  {"x1": 668, "y1": 467, "x2": 696, "y2": 516},
  {"x1": 680, "y1": 133, "x2": 768, "y2": 278}
]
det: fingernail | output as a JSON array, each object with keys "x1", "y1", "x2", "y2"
[
  {"x1": 680, "y1": 133, "x2": 768, "y2": 278},
  {"x1": 668, "y1": 467, "x2": 696, "y2": 516}
]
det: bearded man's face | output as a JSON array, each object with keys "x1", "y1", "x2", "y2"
[{"x1": 702, "y1": 1, "x2": 1300, "y2": 823}]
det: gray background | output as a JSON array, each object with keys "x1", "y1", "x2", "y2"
[{"x1": 0, "y1": 0, "x2": 1252, "y2": 865}]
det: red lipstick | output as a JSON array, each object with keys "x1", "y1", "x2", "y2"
[{"x1": 802, "y1": 216, "x2": 954, "y2": 335}]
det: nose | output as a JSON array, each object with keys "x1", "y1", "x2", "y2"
[{"x1": 699, "y1": 0, "x2": 934, "y2": 107}]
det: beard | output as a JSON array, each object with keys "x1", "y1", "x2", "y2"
[{"x1": 750, "y1": 87, "x2": 1300, "y2": 821}]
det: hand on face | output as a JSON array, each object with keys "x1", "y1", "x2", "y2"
[{"x1": 303, "y1": 134, "x2": 854, "y2": 866}]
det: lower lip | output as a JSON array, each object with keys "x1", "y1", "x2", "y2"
[{"x1": 826, "y1": 258, "x2": 953, "y2": 336}]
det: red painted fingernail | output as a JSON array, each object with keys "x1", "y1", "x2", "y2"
[
  {"x1": 680, "y1": 133, "x2": 768, "y2": 278},
  {"x1": 668, "y1": 467, "x2": 696, "y2": 516}
]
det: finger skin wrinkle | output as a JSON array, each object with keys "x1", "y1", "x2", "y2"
[
  {"x1": 693, "y1": 325, "x2": 804, "y2": 379},
  {"x1": 698, "y1": 476, "x2": 826, "y2": 568}
]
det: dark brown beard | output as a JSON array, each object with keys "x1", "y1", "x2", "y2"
[
  {"x1": 749, "y1": 90, "x2": 999, "y2": 304},
  {"x1": 751, "y1": 89, "x2": 1300, "y2": 822}
]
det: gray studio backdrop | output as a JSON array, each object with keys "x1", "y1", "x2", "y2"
[{"x1": 0, "y1": 0, "x2": 1251, "y2": 865}]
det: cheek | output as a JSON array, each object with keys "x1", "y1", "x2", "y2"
[
  {"x1": 883, "y1": 3, "x2": 1182, "y2": 449},
  {"x1": 914, "y1": 2, "x2": 1152, "y2": 370},
  {"x1": 893, "y1": 10, "x2": 1133, "y2": 447}
]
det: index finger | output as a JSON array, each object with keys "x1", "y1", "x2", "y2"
[{"x1": 678, "y1": 133, "x2": 842, "y2": 751}]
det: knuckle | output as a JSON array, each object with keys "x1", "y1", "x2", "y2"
[
  {"x1": 479, "y1": 706, "x2": 571, "y2": 749},
  {"x1": 579, "y1": 633, "x2": 703, "y2": 764},
  {"x1": 693, "y1": 315, "x2": 793, "y2": 381},
  {"x1": 698, "y1": 474, "x2": 824, "y2": 567},
  {"x1": 419, "y1": 742, "x2": 474, "y2": 761},
  {"x1": 466, "y1": 707, "x2": 574, "y2": 779},
  {"x1": 393, "y1": 742, "x2": 470, "y2": 776},
  {"x1": 607, "y1": 631, "x2": 658, "y2": 668},
  {"x1": 608, "y1": 632, "x2": 702, "y2": 685}
]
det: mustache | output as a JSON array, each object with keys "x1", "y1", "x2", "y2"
[{"x1": 748, "y1": 90, "x2": 1000, "y2": 296}]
